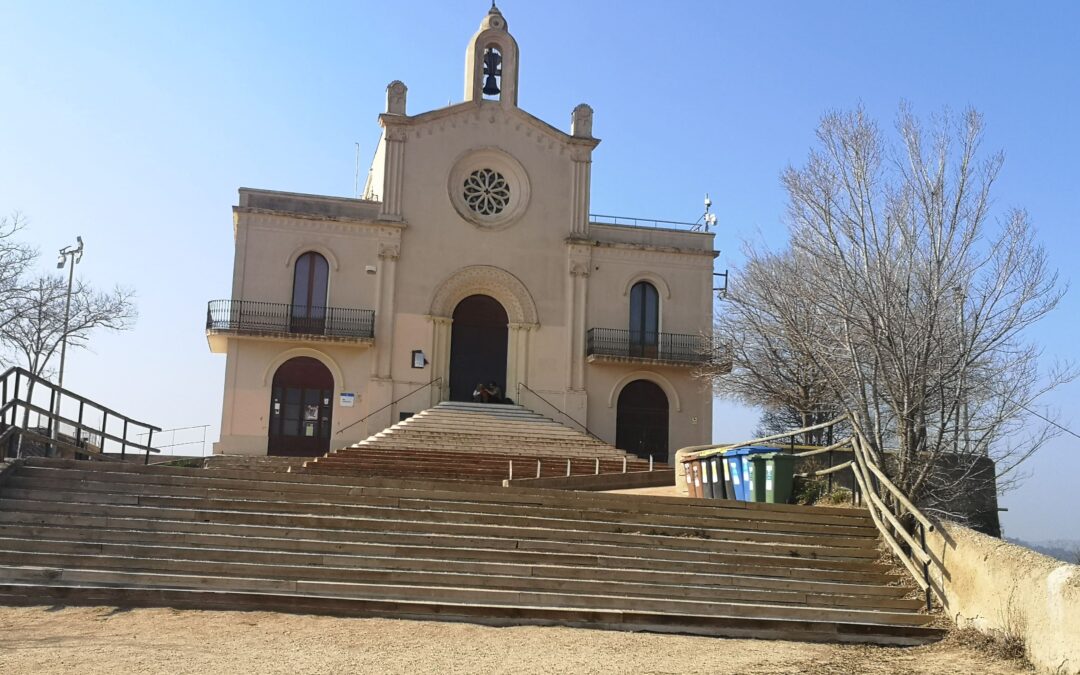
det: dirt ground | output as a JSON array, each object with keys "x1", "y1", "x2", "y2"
[{"x1": 0, "y1": 605, "x2": 1032, "y2": 675}]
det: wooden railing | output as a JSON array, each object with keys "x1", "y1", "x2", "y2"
[
  {"x1": 0, "y1": 367, "x2": 161, "y2": 464},
  {"x1": 680, "y1": 416, "x2": 943, "y2": 610}
]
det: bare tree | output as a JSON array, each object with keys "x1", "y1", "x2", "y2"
[
  {"x1": 710, "y1": 256, "x2": 846, "y2": 445},
  {"x1": 1, "y1": 274, "x2": 137, "y2": 378},
  {"x1": 0, "y1": 212, "x2": 37, "y2": 333},
  {"x1": 734, "y1": 105, "x2": 1071, "y2": 519}
]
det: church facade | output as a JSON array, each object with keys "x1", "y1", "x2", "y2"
[{"x1": 207, "y1": 7, "x2": 717, "y2": 463}]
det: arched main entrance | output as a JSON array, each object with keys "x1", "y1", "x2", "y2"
[
  {"x1": 268, "y1": 356, "x2": 334, "y2": 456},
  {"x1": 616, "y1": 379, "x2": 669, "y2": 461},
  {"x1": 449, "y1": 294, "x2": 508, "y2": 401}
]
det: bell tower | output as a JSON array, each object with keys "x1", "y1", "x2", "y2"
[{"x1": 464, "y1": 3, "x2": 519, "y2": 107}]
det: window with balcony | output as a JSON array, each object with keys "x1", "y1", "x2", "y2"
[
  {"x1": 291, "y1": 251, "x2": 329, "y2": 333},
  {"x1": 629, "y1": 280, "x2": 659, "y2": 357}
]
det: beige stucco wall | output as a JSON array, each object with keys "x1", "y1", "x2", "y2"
[
  {"x1": 927, "y1": 521, "x2": 1080, "y2": 674},
  {"x1": 210, "y1": 7, "x2": 716, "y2": 460}
]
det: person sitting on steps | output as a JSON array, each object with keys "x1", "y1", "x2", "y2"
[
  {"x1": 486, "y1": 381, "x2": 503, "y2": 404},
  {"x1": 472, "y1": 382, "x2": 489, "y2": 403}
]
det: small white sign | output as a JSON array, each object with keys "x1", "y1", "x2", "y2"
[{"x1": 339, "y1": 392, "x2": 356, "y2": 407}]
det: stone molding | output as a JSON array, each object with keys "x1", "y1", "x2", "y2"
[
  {"x1": 429, "y1": 264, "x2": 539, "y2": 326},
  {"x1": 622, "y1": 271, "x2": 672, "y2": 299},
  {"x1": 606, "y1": 369, "x2": 682, "y2": 413},
  {"x1": 260, "y1": 346, "x2": 347, "y2": 390},
  {"x1": 283, "y1": 243, "x2": 340, "y2": 271},
  {"x1": 447, "y1": 147, "x2": 531, "y2": 231},
  {"x1": 236, "y1": 208, "x2": 405, "y2": 234}
]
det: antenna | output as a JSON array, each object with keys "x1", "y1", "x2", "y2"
[
  {"x1": 692, "y1": 192, "x2": 718, "y2": 232},
  {"x1": 354, "y1": 142, "x2": 361, "y2": 198}
]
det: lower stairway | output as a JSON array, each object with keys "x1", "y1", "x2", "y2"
[
  {"x1": 294, "y1": 400, "x2": 665, "y2": 482},
  {"x1": 0, "y1": 457, "x2": 943, "y2": 645}
]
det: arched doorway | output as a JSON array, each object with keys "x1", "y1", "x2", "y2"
[
  {"x1": 268, "y1": 356, "x2": 334, "y2": 456},
  {"x1": 616, "y1": 379, "x2": 669, "y2": 461},
  {"x1": 449, "y1": 294, "x2": 508, "y2": 401}
]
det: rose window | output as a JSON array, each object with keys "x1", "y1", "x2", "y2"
[{"x1": 463, "y1": 168, "x2": 511, "y2": 216}]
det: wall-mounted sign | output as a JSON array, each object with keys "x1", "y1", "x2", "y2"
[
  {"x1": 411, "y1": 349, "x2": 428, "y2": 369},
  {"x1": 339, "y1": 392, "x2": 356, "y2": 407}
]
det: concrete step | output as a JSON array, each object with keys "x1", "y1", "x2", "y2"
[
  {"x1": 3, "y1": 474, "x2": 878, "y2": 540},
  {"x1": 1, "y1": 474, "x2": 880, "y2": 541},
  {"x1": 0, "y1": 579, "x2": 944, "y2": 646},
  {"x1": 12, "y1": 460, "x2": 871, "y2": 528},
  {"x1": 0, "y1": 545, "x2": 921, "y2": 611},
  {"x1": 0, "y1": 520, "x2": 894, "y2": 587},
  {"x1": 0, "y1": 518, "x2": 890, "y2": 588},
  {"x1": 0, "y1": 510, "x2": 887, "y2": 576},
  {"x1": 324, "y1": 448, "x2": 653, "y2": 466},
  {"x1": 346, "y1": 402, "x2": 631, "y2": 467},
  {"x1": 0, "y1": 494, "x2": 881, "y2": 560},
  {"x1": 0, "y1": 459, "x2": 940, "y2": 646},
  {"x1": 0, "y1": 566, "x2": 932, "y2": 627}
]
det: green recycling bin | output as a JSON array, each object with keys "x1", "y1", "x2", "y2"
[{"x1": 748, "y1": 453, "x2": 797, "y2": 504}]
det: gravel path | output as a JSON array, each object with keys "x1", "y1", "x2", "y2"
[{"x1": 0, "y1": 606, "x2": 1031, "y2": 674}]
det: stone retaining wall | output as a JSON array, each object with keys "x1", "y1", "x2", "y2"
[{"x1": 927, "y1": 521, "x2": 1080, "y2": 674}]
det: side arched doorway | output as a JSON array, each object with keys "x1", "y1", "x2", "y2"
[
  {"x1": 449, "y1": 295, "x2": 508, "y2": 401},
  {"x1": 616, "y1": 379, "x2": 669, "y2": 461},
  {"x1": 268, "y1": 356, "x2": 334, "y2": 456}
]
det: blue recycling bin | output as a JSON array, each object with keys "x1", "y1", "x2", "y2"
[
  {"x1": 723, "y1": 447, "x2": 777, "y2": 501},
  {"x1": 722, "y1": 449, "x2": 745, "y2": 500}
]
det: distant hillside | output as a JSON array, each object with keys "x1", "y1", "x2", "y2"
[{"x1": 1007, "y1": 537, "x2": 1080, "y2": 564}]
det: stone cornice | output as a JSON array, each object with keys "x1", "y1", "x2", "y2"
[
  {"x1": 379, "y1": 101, "x2": 601, "y2": 152},
  {"x1": 566, "y1": 237, "x2": 718, "y2": 261},
  {"x1": 235, "y1": 207, "x2": 408, "y2": 234}
]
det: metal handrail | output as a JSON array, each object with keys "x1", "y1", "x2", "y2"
[
  {"x1": 336, "y1": 378, "x2": 442, "y2": 437},
  {"x1": 515, "y1": 382, "x2": 606, "y2": 444},
  {"x1": 0, "y1": 366, "x2": 161, "y2": 463},
  {"x1": 589, "y1": 214, "x2": 704, "y2": 231}
]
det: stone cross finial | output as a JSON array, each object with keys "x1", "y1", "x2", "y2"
[
  {"x1": 386, "y1": 80, "x2": 407, "y2": 115},
  {"x1": 571, "y1": 104, "x2": 594, "y2": 138}
]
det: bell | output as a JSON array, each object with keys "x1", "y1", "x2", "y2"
[{"x1": 482, "y1": 49, "x2": 502, "y2": 96}]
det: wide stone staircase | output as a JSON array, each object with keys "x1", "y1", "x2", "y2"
[
  {"x1": 294, "y1": 401, "x2": 662, "y2": 482},
  {"x1": 0, "y1": 457, "x2": 942, "y2": 645}
]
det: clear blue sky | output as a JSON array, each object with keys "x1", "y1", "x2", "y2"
[{"x1": 2, "y1": 1, "x2": 1077, "y2": 542}]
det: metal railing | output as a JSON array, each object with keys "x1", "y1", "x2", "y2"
[
  {"x1": 206, "y1": 299, "x2": 375, "y2": 340},
  {"x1": 515, "y1": 382, "x2": 605, "y2": 444},
  {"x1": 586, "y1": 328, "x2": 710, "y2": 364},
  {"x1": 0, "y1": 366, "x2": 161, "y2": 463},
  {"x1": 336, "y1": 378, "x2": 442, "y2": 437},
  {"x1": 589, "y1": 214, "x2": 705, "y2": 231}
]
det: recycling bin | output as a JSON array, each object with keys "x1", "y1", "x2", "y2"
[
  {"x1": 686, "y1": 460, "x2": 703, "y2": 498},
  {"x1": 749, "y1": 452, "x2": 798, "y2": 504},
  {"x1": 732, "y1": 447, "x2": 778, "y2": 502},
  {"x1": 721, "y1": 449, "x2": 747, "y2": 496},
  {"x1": 699, "y1": 458, "x2": 715, "y2": 499},
  {"x1": 721, "y1": 450, "x2": 738, "y2": 500},
  {"x1": 707, "y1": 455, "x2": 727, "y2": 499}
]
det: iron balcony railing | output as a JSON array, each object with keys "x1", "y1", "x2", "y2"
[
  {"x1": 586, "y1": 328, "x2": 710, "y2": 364},
  {"x1": 206, "y1": 300, "x2": 375, "y2": 340}
]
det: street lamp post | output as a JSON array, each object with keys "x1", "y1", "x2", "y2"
[{"x1": 52, "y1": 237, "x2": 83, "y2": 444}]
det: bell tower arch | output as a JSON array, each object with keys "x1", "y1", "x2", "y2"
[{"x1": 464, "y1": 4, "x2": 519, "y2": 106}]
